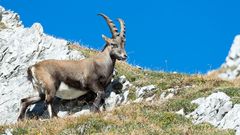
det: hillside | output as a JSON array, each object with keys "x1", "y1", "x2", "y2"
[
  {"x1": 1, "y1": 5, "x2": 240, "y2": 135},
  {"x1": 1, "y1": 49, "x2": 238, "y2": 134},
  {"x1": 1, "y1": 47, "x2": 239, "y2": 134}
]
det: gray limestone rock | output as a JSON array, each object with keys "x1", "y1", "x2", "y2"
[
  {"x1": 219, "y1": 104, "x2": 240, "y2": 130},
  {"x1": 104, "y1": 76, "x2": 131, "y2": 111},
  {"x1": 217, "y1": 35, "x2": 240, "y2": 80},
  {"x1": 136, "y1": 85, "x2": 156, "y2": 98},
  {"x1": 187, "y1": 92, "x2": 232, "y2": 127},
  {"x1": 186, "y1": 91, "x2": 240, "y2": 134},
  {"x1": 0, "y1": 6, "x2": 84, "y2": 125}
]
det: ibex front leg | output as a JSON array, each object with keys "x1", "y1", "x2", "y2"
[
  {"x1": 90, "y1": 84, "x2": 105, "y2": 112},
  {"x1": 45, "y1": 85, "x2": 58, "y2": 118}
]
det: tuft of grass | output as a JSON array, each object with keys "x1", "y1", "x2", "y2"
[
  {"x1": 127, "y1": 86, "x2": 137, "y2": 100},
  {"x1": 68, "y1": 44, "x2": 98, "y2": 58},
  {"x1": 220, "y1": 87, "x2": 240, "y2": 104},
  {"x1": 12, "y1": 128, "x2": 28, "y2": 135},
  {"x1": 60, "y1": 118, "x2": 116, "y2": 135},
  {"x1": 0, "y1": 126, "x2": 5, "y2": 134},
  {"x1": 162, "y1": 98, "x2": 198, "y2": 114}
]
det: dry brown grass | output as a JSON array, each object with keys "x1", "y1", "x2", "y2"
[{"x1": 230, "y1": 76, "x2": 240, "y2": 87}]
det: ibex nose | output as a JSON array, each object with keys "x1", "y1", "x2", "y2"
[{"x1": 124, "y1": 54, "x2": 128, "y2": 58}]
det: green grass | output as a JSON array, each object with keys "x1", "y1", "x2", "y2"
[
  {"x1": 220, "y1": 87, "x2": 240, "y2": 104},
  {"x1": 162, "y1": 98, "x2": 198, "y2": 114}
]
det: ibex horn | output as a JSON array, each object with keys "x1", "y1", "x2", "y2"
[
  {"x1": 118, "y1": 18, "x2": 126, "y2": 42},
  {"x1": 98, "y1": 13, "x2": 119, "y2": 38}
]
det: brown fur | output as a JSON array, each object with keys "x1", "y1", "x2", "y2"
[{"x1": 18, "y1": 14, "x2": 127, "y2": 120}]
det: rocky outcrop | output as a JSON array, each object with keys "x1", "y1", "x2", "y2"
[
  {"x1": 216, "y1": 35, "x2": 240, "y2": 80},
  {"x1": 187, "y1": 92, "x2": 240, "y2": 134},
  {"x1": 0, "y1": 6, "x2": 84, "y2": 125},
  {"x1": 136, "y1": 85, "x2": 156, "y2": 98},
  {"x1": 104, "y1": 76, "x2": 131, "y2": 111}
]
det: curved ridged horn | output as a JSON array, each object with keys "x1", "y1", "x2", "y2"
[
  {"x1": 98, "y1": 13, "x2": 119, "y2": 38},
  {"x1": 118, "y1": 18, "x2": 126, "y2": 40}
]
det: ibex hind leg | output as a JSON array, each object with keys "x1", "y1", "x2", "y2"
[{"x1": 18, "y1": 94, "x2": 45, "y2": 121}]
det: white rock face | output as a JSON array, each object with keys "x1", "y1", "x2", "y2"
[
  {"x1": 187, "y1": 91, "x2": 240, "y2": 134},
  {"x1": 136, "y1": 85, "x2": 156, "y2": 98},
  {"x1": 0, "y1": 6, "x2": 22, "y2": 29},
  {"x1": 104, "y1": 75, "x2": 132, "y2": 111},
  {"x1": 188, "y1": 92, "x2": 232, "y2": 127},
  {"x1": 218, "y1": 35, "x2": 240, "y2": 80},
  {"x1": 0, "y1": 6, "x2": 84, "y2": 125},
  {"x1": 218, "y1": 104, "x2": 240, "y2": 130}
]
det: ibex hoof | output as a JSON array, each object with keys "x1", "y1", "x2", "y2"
[
  {"x1": 17, "y1": 116, "x2": 24, "y2": 121},
  {"x1": 90, "y1": 106, "x2": 100, "y2": 113}
]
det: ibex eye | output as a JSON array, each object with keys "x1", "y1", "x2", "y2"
[{"x1": 111, "y1": 43, "x2": 118, "y2": 48}]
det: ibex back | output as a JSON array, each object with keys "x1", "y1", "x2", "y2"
[{"x1": 18, "y1": 13, "x2": 127, "y2": 120}]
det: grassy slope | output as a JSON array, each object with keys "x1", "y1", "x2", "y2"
[{"x1": 1, "y1": 45, "x2": 238, "y2": 135}]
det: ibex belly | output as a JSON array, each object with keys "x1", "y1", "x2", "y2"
[{"x1": 56, "y1": 82, "x2": 87, "y2": 100}]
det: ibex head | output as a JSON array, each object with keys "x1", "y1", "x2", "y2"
[{"x1": 99, "y1": 13, "x2": 127, "y2": 61}]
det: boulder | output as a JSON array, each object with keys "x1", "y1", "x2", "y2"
[
  {"x1": 187, "y1": 92, "x2": 233, "y2": 127},
  {"x1": 104, "y1": 76, "x2": 131, "y2": 111},
  {"x1": 219, "y1": 104, "x2": 240, "y2": 131},
  {"x1": 136, "y1": 85, "x2": 156, "y2": 98},
  {"x1": 186, "y1": 91, "x2": 240, "y2": 134}
]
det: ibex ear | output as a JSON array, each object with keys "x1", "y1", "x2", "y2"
[{"x1": 102, "y1": 34, "x2": 111, "y2": 43}]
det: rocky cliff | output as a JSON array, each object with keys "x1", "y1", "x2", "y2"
[
  {"x1": 0, "y1": 6, "x2": 85, "y2": 124},
  {"x1": 212, "y1": 35, "x2": 240, "y2": 80}
]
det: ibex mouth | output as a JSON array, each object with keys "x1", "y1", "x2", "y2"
[{"x1": 119, "y1": 57, "x2": 127, "y2": 61}]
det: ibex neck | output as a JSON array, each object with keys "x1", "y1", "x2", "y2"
[
  {"x1": 101, "y1": 45, "x2": 116, "y2": 66},
  {"x1": 102, "y1": 44, "x2": 111, "y2": 52}
]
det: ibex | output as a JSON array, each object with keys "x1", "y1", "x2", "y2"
[{"x1": 18, "y1": 13, "x2": 127, "y2": 120}]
